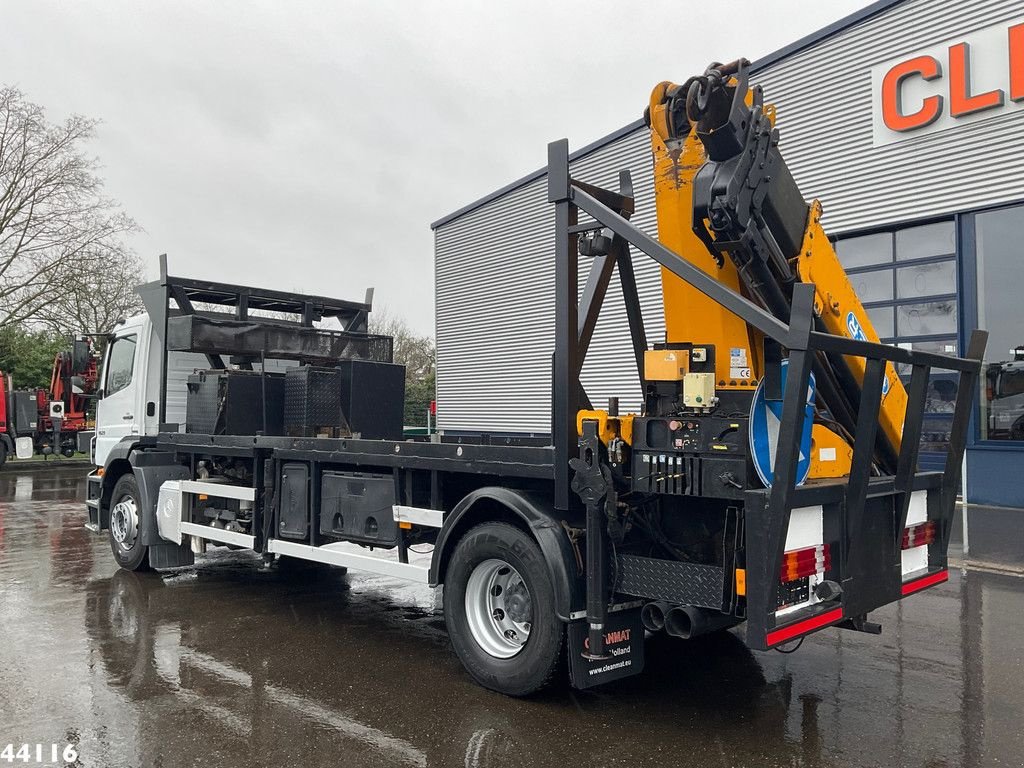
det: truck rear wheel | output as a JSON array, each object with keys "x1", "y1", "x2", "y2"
[
  {"x1": 108, "y1": 473, "x2": 151, "y2": 572},
  {"x1": 443, "y1": 522, "x2": 564, "y2": 696}
]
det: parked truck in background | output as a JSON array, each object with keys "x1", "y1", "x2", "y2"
[
  {"x1": 84, "y1": 60, "x2": 985, "y2": 696},
  {"x1": 0, "y1": 337, "x2": 98, "y2": 466}
]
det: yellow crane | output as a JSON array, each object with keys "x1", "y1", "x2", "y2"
[{"x1": 558, "y1": 59, "x2": 985, "y2": 664}]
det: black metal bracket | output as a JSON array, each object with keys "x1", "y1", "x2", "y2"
[
  {"x1": 836, "y1": 614, "x2": 882, "y2": 635},
  {"x1": 570, "y1": 419, "x2": 610, "y2": 660},
  {"x1": 550, "y1": 146, "x2": 643, "y2": 510}
]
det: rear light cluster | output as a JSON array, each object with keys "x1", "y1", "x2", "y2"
[
  {"x1": 902, "y1": 521, "x2": 936, "y2": 550},
  {"x1": 780, "y1": 543, "x2": 831, "y2": 583}
]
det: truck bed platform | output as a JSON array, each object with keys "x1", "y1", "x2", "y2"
[{"x1": 155, "y1": 432, "x2": 556, "y2": 479}]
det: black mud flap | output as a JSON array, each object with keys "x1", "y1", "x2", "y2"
[{"x1": 567, "y1": 607, "x2": 644, "y2": 689}]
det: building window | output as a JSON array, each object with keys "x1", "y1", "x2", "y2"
[
  {"x1": 836, "y1": 219, "x2": 958, "y2": 459},
  {"x1": 866, "y1": 306, "x2": 894, "y2": 338},
  {"x1": 835, "y1": 232, "x2": 892, "y2": 268},
  {"x1": 896, "y1": 300, "x2": 957, "y2": 336},
  {"x1": 975, "y1": 205, "x2": 1024, "y2": 442},
  {"x1": 896, "y1": 260, "x2": 956, "y2": 299},
  {"x1": 895, "y1": 221, "x2": 955, "y2": 262},
  {"x1": 850, "y1": 268, "x2": 893, "y2": 303}
]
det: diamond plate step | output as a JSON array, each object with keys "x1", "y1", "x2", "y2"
[{"x1": 617, "y1": 554, "x2": 724, "y2": 609}]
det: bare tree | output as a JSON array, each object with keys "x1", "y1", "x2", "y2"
[
  {"x1": 370, "y1": 306, "x2": 435, "y2": 379},
  {"x1": 0, "y1": 86, "x2": 137, "y2": 329},
  {"x1": 370, "y1": 307, "x2": 436, "y2": 426},
  {"x1": 38, "y1": 246, "x2": 145, "y2": 335}
]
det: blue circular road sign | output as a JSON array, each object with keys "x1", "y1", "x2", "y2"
[{"x1": 749, "y1": 359, "x2": 816, "y2": 488}]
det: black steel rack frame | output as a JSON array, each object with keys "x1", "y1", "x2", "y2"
[
  {"x1": 546, "y1": 139, "x2": 987, "y2": 651},
  {"x1": 141, "y1": 254, "x2": 391, "y2": 426}
]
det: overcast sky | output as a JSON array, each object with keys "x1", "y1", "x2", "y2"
[{"x1": 2, "y1": 1, "x2": 871, "y2": 333}]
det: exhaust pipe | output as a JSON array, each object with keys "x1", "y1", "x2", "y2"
[
  {"x1": 664, "y1": 606, "x2": 740, "y2": 639},
  {"x1": 640, "y1": 601, "x2": 670, "y2": 632}
]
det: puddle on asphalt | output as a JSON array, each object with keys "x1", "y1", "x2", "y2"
[{"x1": 1, "y1": 466, "x2": 1023, "y2": 767}]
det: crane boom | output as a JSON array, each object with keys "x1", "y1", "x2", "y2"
[{"x1": 646, "y1": 59, "x2": 907, "y2": 473}]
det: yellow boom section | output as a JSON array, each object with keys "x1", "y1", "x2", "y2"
[
  {"x1": 796, "y1": 202, "x2": 908, "y2": 450},
  {"x1": 647, "y1": 79, "x2": 907, "y2": 457},
  {"x1": 649, "y1": 82, "x2": 763, "y2": 391}
]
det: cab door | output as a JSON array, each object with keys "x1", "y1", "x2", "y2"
[{"x1": 94, "y1": 327, "x2": 143, "y2": 467}]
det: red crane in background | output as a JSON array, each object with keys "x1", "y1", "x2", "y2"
[{"x1": 0, "y1": 337, "x2": 99, "y2": 466}]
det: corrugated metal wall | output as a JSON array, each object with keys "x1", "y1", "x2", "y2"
[
  {"x1": 754, "y1": 0, "x2": 1024, "y2": 233},
  {"x1": 434, "y1": 0, "x2": 1024, "y2": 434},
  {"x1": 434, "y1": 128, "x2": 662, "y2": 433}
]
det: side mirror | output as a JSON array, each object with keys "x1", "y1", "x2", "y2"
[{"x1": 70, "y1": 375, "x2": 86, "y2": 394}]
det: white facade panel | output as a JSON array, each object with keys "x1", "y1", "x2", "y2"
[{"x1": 433, "y1": 0, "x2": 1024, "y2": 434}]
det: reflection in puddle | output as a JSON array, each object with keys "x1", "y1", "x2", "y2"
[
  {"x1": 14, "y1": 473, "x2": 33, "y2": 501},
  {"x1": 2, "y1": 467, "x2": 1021, "y2": 768},
  {"x1": 151, "y1": 623, "x2": 426, "y2": 765}
]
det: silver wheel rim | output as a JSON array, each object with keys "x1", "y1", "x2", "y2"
[
  {"x1": 111, "y1": 495, "x2": 139, "y2": 552},
  {"x1": 465, "y1": 558, "x2": 532, "y2": 659}
]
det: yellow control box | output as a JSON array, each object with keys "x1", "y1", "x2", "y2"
[
  {"x1": 644, "y1": 349, "x2": 688, "y2": 381},
  {"x1": 682, "y1": 372, "x2": 716, "y2": 408}
]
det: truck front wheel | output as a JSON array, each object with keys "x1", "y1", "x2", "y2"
[
  {"x1": 443, "y1": 522, "x2": 564, "y2": 696},
  {"x1": 108, "y1": 473, "x2": 151, "y2": 572}
]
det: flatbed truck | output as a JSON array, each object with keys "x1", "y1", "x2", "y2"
[{"x1": 85, "y1": 60, "x2": 985, "y2": 695}]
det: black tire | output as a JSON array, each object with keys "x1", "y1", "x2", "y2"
[
  {"x1": 0, "y1": 441, "x2": 7, "y2": 469},
  {"x1": 108, "y1": 473, "x2": 151, "y2": 572},
  {"x1": 443, "y1": 522, "x2": 564, "y2": 696}
]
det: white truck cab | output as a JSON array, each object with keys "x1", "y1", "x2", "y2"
[
  {"x1": 87, "y1": 310, "x2": 206, "y2": 544},
  {"x1": 94, "y1": 314, "x2": 205, "y2": 467}
]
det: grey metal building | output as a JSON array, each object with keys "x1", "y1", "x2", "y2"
[{"x1": 432, "y1": 0, "x2": 1024, "y2": 508}]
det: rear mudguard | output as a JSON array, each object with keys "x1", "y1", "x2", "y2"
[{"x1": 429, "y1": 487, "x2": 583, "y2": 622}]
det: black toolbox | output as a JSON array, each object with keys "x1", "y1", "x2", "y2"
[
  {"x1": 284, "y1": 366, "x2": 347, "y2": 437},
  {"x1": 337, "y1": 359, "x2": 405, "y2": 440},
  {"x1": 186, "y1": 370, "x2": 285, "y2": 435},
  {"x1": 318, "y1": 471, "x2": 398, "y2": 546}
]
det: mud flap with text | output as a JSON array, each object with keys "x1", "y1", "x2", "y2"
[{"x1": 568, "y1": 607, "x2": 644, "y2": 689}]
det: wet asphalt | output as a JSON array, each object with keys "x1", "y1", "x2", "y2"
[{"x1": 0, "y1": 466, "x2": 1022, "y2": 768}]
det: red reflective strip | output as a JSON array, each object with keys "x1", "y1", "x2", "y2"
[
  {"x1": 766, "y1": 606, "x2": 844, "y2": 647},
  {"x1": 901, "y1": 569, "x2": 948, "y2": 596}
]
